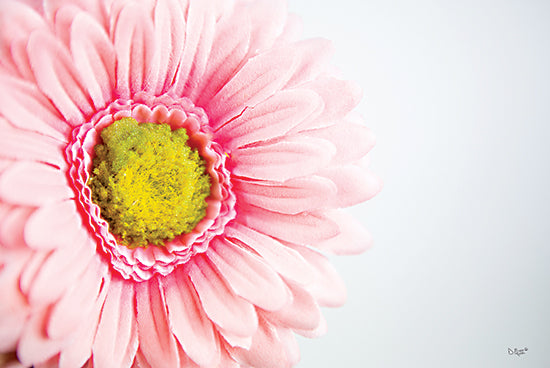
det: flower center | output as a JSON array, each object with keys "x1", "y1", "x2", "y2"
[{"x1": 88, "y1": 117, "x2": 211, "y2": 248}]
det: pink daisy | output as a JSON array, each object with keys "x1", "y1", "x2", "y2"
[{"x1": 0, "y1": 0, "x2": 381, "y2": 367}]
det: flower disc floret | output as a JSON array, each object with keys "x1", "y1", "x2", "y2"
[{"x1": 89, "y1": 117, "x2": 211, "y2": 247}]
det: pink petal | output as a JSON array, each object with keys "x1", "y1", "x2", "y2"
[
  {"x1": 149, "y1": 0, "x2": 185, "y2": 94},
  {"x1": 52, "y1": 4, "x2": 81, "y2": 48},
  {"x1": 243, "y1": 0, "x2": 287, "y2": 56},
  {"x1": 205, "y1": 45, "x2": 299, "y2": 128},
  {"x1": 263, "y1": 282, "x2": 321, "y2": 331},
  {"x1": 215, "y1": 89, "x2": 323, "y2": 150},
  {"x1": 163, "y1": 270, "x2": 220, "y2": 367},
  {"x1": 218, "y1": 328, "x2": 252, "y2": 349},
  {"x1": 92, "y1": 277, "x2": 138, "y2": 368},
  {"x1": 47, "y1": 256, "x2": 107, "y2": 339},
  {"x1": 0, "y1": 162, "x2": 72, "y2": 207},
  {"x1": 58, "y1": 274, "x2": 109, "y2": 368},
  {"x1": 224, "y1": 222, "x2": 315, "y2": 285},
  {"x1": 320, "y1": 165, "x2": 382, "y2": 208},
  {"x1": 193, "y1": 8, "x2": 251, "y2": 105},
  {"x1": 232, "y1": 317, "x2": 291, "y2": 368},
  {"x1": 0, "y1": 75, "x2": 69, "y2": 140},
  {"x1": 206, "y1": 237, "x2": 289, "y2": 311},
  {"x1": 172, "y1": 0, "x2": 216, "y2": 97},
  {"x1": 233, "y1": 175, "x2": 336, "y2": 215},
  {"x1": 113, "y1": 2, "x2": 155, "y2": 99},
  {"x1": 17, "y1": 308, "x2": 65, "y2": 367},
  {"x1": 237, "y1": 205, "x2": 339, "y2": 246},
  {"x1": 25, "y1": 232, "x2": 95, "y2": 306},
  {"x1": 275, "y1": 327, "x2": 300, "y2": 366},
  {"x1": 274, "y1": 13, "x2": 303, "y2": 46},
  {"x1": 294, "y1": 314, "x2": 328, "y2": 338},
  {"x1": 307, "y1": 121, "x2": 376, "y2": 165},
  {"x1": 24, "y1": 200, "x2": 85, "y2": 250},
  {"x1": 316, "y1": 210, "x2": 373, "y2": 255},
  {"x1": 0, "y1": 206, "x2": 34, "y2": 249},
  {"x1": 231, "y1": 136, "x2": 336, "y2": 182},
  {"x1": 188, "y1": 255, "x2": 258, "y2": 337},
  {"x1": 44, "y1": 0, "x2": 107, "y2": 27},
  {"x1": 284, "y1": 38, "x2": 334, "y2": 88},
  {"x1": 27, "y1": 30, "x2": 94, "y2": 125},
  {"x1": 70, "y1": 12, "x2": 115, "y2": 110},
  {"x1": 0, "y1": 119, "x2": 65, "y2": 168},
  {"x1": 135, "y1": 278, "x2": 180, "y2": 368},
  {"x1": 288, "y1": 244, "x2": 347, "y2": 307}
]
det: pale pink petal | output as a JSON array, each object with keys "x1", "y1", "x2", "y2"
[
  {"x1": 274, "y1": 13, "x2": 303, "y2": 46},
  {"x1": 17, "y1": 308, "x2": 65, "y2": 367},
  {"x1": 24, "y1": 200, "x2": 85, "y2": 250},
  {"x1": 172, "y1": 0, "x2": 216, "y2": 97},
  {"x1": 0, "y1": 75, "x2": 69, "y2": 140},
  {"x1": 284, "y1": 38, "x2": 334, "y2": 88},
  {"x1": 52, "y1": 5, "x2": 81, "y2": 48},
  {"x1": 27, "y1": 31, "x2": 94, "y2": 125},
  {"x1": 242, "y1": 0, "x2": 287, "y2": 56},
  {"x1": 47, "y1": 256, "x2": 107, "y2": 339},
  {"x1": 215, "y1": 89, "x2": 323, "y2": 150},
  {"x1": 58, "y1": 274, "x2": 109, "y2": 368},
  {"x1": 25, "y1": 232, "x2": 94, "y2": 306},
  {"x1": 231, "y1": 136, "x2": 336, "y2": 182},
  {"x1": 163, "y1": 270, "x2": 220, "y2": 367},
  {"x1": 135, "y1": 278, "x2": 180, "y2": 368},
  {"x1": 316, "y1": 210, "x2": 373, "y2": 255},
  {"x1": 233, "y1": 175, "x2": 336, "y2": 215},
  {"x1": 290, "y1": 76, "x2": 363, "y2": 132},
  {"x1": 224, "y1": 222, "x2": 316, "y2": 285},
  {"x1": 0, "y1": 119, "x2": 65, "y2": 168},
  {"x1": 275, "y1": 327, "x2": 300, "y2": 367},
  {"x1": 0, "y1": 206, "x2": 34, "y2": 249},
  {"x1": 206, "y1": 237, "x2": 290, "y2": 311},
  {"x1": 188, "y1": 255, "x2": 258, "y2": 337},
  {"x1": 44, "y1": 0, "x2": 107, "y2": 27},
  {"x1": 294, "y1": 314, "x2": 328, "y2": 338},
  {"x1": 92, "y1": 277, "x2": 138, "y2": 368},
  {"x1": 205, "y1": 46, "x2": 299, "y2": 128},
  {"x1": 113, "y1": 2, "x2": 155, "y2": 99},
  {"x1": 237, "y1": 205, "x2": 339, "y2": 246},
  {"x1": 320, "y1": 165, "x2": 382, "y2": 208},
  {"x1": 232, "y1": 317, "x2": 291, "y2": 368},
  {"x1": 70, "y1": 12, "x2": 115, "y2": 109},
  {"x1": 307, "y1": 121, "x2": 376, "y2": 165},
  {"x1": 150, "y1": 0, "x2": 185, "y2": 94},
  {"x1": 287, "y1": 244, "x2": 347, "y2": 307},
  {"x1": 0, "y1": 162, "x2": 72, "y2": 207},
  {"x1": 218, "y1": 328, "x2": 252, "y2": 349},
  {"x1": 263, "y1": 282, "x2": 321, "y2": 332}
]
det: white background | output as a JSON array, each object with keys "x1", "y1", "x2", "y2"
[{"x1": 288, "y1": 0, "x2": 550, "y2": 367}]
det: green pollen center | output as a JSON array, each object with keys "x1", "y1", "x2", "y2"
[{"x1": 88, "y1": 118, "x2": 211, "y2": 248}]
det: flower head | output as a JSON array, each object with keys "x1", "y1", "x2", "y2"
[{"x1": 0, "y1": 0, "x2": 381, "y2": 367}]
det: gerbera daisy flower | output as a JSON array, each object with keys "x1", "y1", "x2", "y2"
[{"x1": 0, "y1": 0, "x2": 381, "y2": 367}]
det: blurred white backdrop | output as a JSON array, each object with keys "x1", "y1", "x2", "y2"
[{"x1": 287, "y1": 0, "x2": 550, "y2": 367}]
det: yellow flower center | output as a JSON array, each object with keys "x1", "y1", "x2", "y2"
[{"x1": 88, "y1": 118, "x2": 211, "y2": 248}]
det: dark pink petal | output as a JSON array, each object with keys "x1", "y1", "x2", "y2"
[
  {"x1": 172, "y1": 0, "x2": 216, "y2": 97},
  {"x1": 284, "y1": 38, "x2": 334, "y2": 88},
  {"x1": 231, "y1": 136, "x2": 335, "y2": 182},
  {"x1": 207, "y1": 237, "x2": 289, "y2": 311},
  {"x1": 27, "y1": 31, "x2": 94, "y2": 125},
  {"x1": 320, "y1": 165, "x2": 382, "y2": 208},
  {"x1": 316, "y1": 210, "x2": 373, "y2": 255},
  {"x1": 0, "y1": 75, "x2": 69, "y2": 140},
  {"x1": 188, "y1": 255, "x2": 258, "y2": 337},
  {"x1": 263, "y1": 282, "x2": 321, "y2": 332},
  {"x1": 306, "y1": 121, "x2": 376, "y2": 165},
  {"x1": 47, "y1": 256, "x2": 107, "y2": 339},
  {"x1": 163, "y1": 270, "x2": 220, "y2": 367},
  {"x1": 237, "y1": 205, "x2": 339, "y2": 246},
  {"x1": 70, "y1": 12, "x2": 115, "y2": 110},
  {"x1": 0, "y1": 162, "x2": 72, "y2": 207},
  {"x1": 92, "y1": 277, "x2": 138, "y2": 368},
  {"x1": 233, "y1": 175, "x2": 336, "y2": 215},
  {"x1": 25, "y1": 232, "x2": 94, "y2": 306},
  {"x1": 135, "y1": 278, "x2": 180, "y2": 368},
  {"x1": 287, "y1": 244, "x2": 347, "y2": 307},
  {"x1": 205, "y1": 46, "x2": 299, "y2": 127},
  {"x1": 113, "y1": 2, "x2": 155, "y2": 99},
  {"x1": 24, "y1": 200, "x2": 85, "y2": 250},
  {"x1": 150, "y1": 0, "x2": 185, "y2": 94},
  {"x1": 215, "y1": 89, "x2": 323, "y2": 150},
  {"x1": 224, "y1": 222, "x2": 315, "y2": 285},
  {"x1": 0, "y1": 119, "x2": 65, "y2": 168}
]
